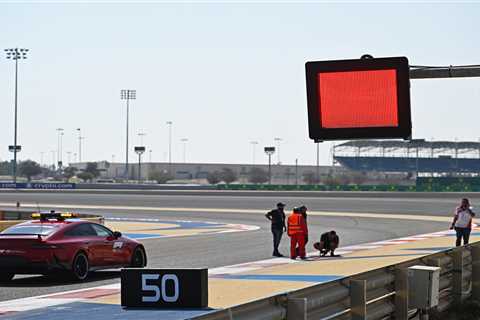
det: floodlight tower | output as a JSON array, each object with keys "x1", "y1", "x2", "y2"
[
  {"x1": 76, "y1": 128, "x2": 83, "y2": 162},
  {"x1": 264, "y1": 147, "x2": 275, "y2": 185},
  {"x1": 166, "y1": 121, "x2": 173, "y2": 165},
  {"x1": 274, "y1": 137, "x2": 282, "y2": 164},
  {"x1": 250, "y1": 141, "x2": 258, "y2": 165},
  {"x1": 121, "y1": 89, "x2": 136, "y2": 178},
  {"x1": 56, "y1": 128, "x2": 64, "y2": 169},
  {"x1": 4, "y1": 48, "x2": 28, "y2": 183},
  {"x1": 181, "y1": 138, "x2": 188, "y2": 163}
]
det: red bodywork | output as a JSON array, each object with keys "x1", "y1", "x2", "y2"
[{"x1": 0, "y1": 219, "x2": 145, "y2": 275}]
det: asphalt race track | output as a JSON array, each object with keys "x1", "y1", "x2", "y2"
[{"x1": 0, "y1": 190, "x2": 476, "y2": 303}]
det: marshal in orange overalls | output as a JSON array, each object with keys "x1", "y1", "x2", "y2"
[{"x1": 287, "y1": 210, "x2": 308, "y2": 259}]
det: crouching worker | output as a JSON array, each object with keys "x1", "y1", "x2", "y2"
[
  {"x1": 288, "y1": 207, "x2": 308, "y2": 260},
  {"x1": 313, "y1": 231, "x2": 339, "y2": 257}
]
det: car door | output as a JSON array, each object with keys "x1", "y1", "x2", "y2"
[
  {"x1": 90, "y1": 224, "x2": 122, "y2": 266},
  {"x1": 64, "y1": 223, "x2": 105, "y2": 266}
]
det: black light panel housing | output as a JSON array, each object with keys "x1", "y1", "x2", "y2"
[{"x1": 305, "y1": 56, "x2": 411, "y2": 142}]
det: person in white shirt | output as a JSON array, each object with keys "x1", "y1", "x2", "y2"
[{"x1": 450, "y1": 198, "x2": 476, "y2": 247}]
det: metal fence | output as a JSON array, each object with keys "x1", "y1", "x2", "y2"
[
  {"x1": 216, "y1": 184, "x2": 416, "y2": 192},
  {"x1": 194, "y1": 242, "x2": 480, "y2": 320},
  {"x1": 217, "y1": 182, "x2": 480, "y2": 192}
]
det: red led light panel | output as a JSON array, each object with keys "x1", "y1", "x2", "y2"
[{"x1": 318, "y1": 69, "x2": 398, "y2": 129}]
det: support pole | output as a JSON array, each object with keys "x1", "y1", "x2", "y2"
[
  {"x1": 268, "y1": 154, "x2": 272, "y2": 185},
  {"x1": 287, "y1": 298, "x2": 307, "y2": 320},
  {"x1": 316, "y1": 142, "x2": 319, "y2": 184},
  {"x1": 472, "y1": 245, "x2": 480, "y2": 300},
  {"x1": 419, "y1": 309, "x2": 430, "y2": 320},
  {"x1": 138, "y1": 153, "x2": 141, "y2": 183},
  {"x1": 452, "y1": 249, "x2": 464, "y2": 304},
  {"x1": 126, "y1": 98, "x2": 129, "y2": 178},
  {"x1": 13, "y1": 56, "x2": 18, "y2": 184},
  {"x1": 350, "y1": 280, "x2": 367, "y2": 320},
  {"x1": 295, "y1": 158, "x2": 298, "y2": 187},
  {"x1": 395, "y1": 268, "x2": 409, "y2": 320}
]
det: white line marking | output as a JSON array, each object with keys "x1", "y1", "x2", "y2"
[
  {"x1": 373, "y1": 240, "x2": 409, "y2": 245},
  {"x1": 0, "y1": 283, "x2": 120, "y2": 313},
  {"x1": 0, "y1": 298, "x2": 78, "y2": 312},
  {"x1": 341, "y1": 245, "x2": 382, "y2": 250},
  {"x1": 396, "y1": 237, "x2": 429, "y2": 241}
]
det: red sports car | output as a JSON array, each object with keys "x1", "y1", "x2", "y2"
[{"x1": 0, "y1": 212, "x2": 147, "y2": 282}]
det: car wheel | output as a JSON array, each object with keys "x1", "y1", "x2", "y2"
[
  {"x1": 130, "y1": 246, "x2": 146, "y2": 267},
  {"x1": 72, "y1": 252, "x2": 89, "y2": 281},
  {"x1": 0, "y1": 273, "x2": 14, "y2": 283}
]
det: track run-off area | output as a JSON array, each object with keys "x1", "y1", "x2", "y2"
[{"x1": 0, "y1": 190, "x2": 477, "y2": 318}]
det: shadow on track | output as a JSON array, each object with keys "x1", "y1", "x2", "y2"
[{"x1": 0, "y1": 271, "x2": 120, "y2": 287}]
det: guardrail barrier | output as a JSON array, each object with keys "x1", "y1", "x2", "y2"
[{"x1": 194, "y1": 242, "x2": 480, "y2": 320}]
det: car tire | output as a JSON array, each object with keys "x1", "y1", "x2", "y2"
[
  {"x1": 130, "y1": 246, "x2": 146, "y2": 267},
  {"x1": 72, "y1": 252, "x2": 89, "y2": 281},
  {"x1": 0, "y1": 273, "x2": 14, "y2": 283}
]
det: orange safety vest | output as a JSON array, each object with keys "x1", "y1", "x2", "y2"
[{"x1": 288, "y1": 213, "x2": 305, "y2": 236}]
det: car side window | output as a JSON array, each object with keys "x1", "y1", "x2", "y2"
[
  {"x1": 64, "y1": 223, "x2": 97, "y2": 237},
  {"x1": 91, "y1": 224, "x2": 113, "y2": 237}
]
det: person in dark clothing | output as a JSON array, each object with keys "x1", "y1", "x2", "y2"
[
  {"x1": 314, "y1": 231, "x2": 339, "y2": 256},
  {"x1": 299, "y1": 205, "x2": 308, "y2": 221},
  {"x1": 266, "y1": 202, "x2": 287, "y2": 257}
]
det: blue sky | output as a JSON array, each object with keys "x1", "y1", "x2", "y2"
[{"x1": 1, "y1": 2, "x2": 480, "y2": 166}]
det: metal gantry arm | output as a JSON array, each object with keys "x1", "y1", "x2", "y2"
[{"x1": 410, "y1": 65, "x2": 480, "y2": 79}]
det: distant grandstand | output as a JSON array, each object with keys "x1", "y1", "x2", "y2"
[{"x1": 334, "y1": 139, "x2": 480, "y2": 175}]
